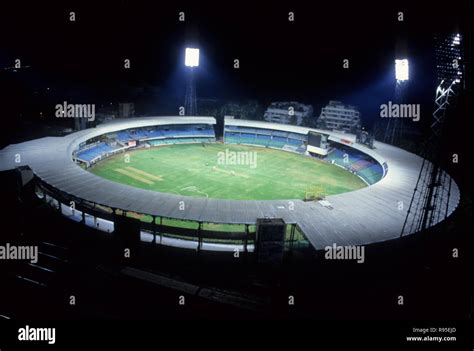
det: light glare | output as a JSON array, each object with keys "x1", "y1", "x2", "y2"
[
  {"x1": 395, "y1": 59, "x2": 409, "y2": 81},
  {"x1": 185, "y1": 48, "x2": 200, "y2": 67}
]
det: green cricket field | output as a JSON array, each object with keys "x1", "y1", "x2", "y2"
[{"x1": 89, "y1": 143, "x2": 366, "y2": 200}]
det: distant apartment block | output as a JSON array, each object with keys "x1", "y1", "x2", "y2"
[
  {"x1": 118, "y1": 103, "x2": 135, "y2": 118},
  {"x1": 318, "y1": 100, "x2": 361, "y2": 132},
  {"x1": 263, "y1": 101, "x2": 313, "y2": 126}
]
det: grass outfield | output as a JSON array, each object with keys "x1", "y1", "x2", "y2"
[{"x1": 89, "y1": 143, "x2": 366, "y2": 200}]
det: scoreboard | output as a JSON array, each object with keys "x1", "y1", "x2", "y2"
[{"x1": 307, "y1": 131, "x2": 329, "y2": 156}]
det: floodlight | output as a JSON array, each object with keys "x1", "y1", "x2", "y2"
[
  {"x1": 185, "y1": 48, "x2": 200, "y2": 67},
  {"x1": 395, "y1": 59, "x2": 409, "y2": 81},
  {"x1": 452, "y1": 34, "x2": 461, "y2": 46}
]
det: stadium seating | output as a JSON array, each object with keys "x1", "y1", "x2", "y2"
[
  {"x1": 287, "y1": 133, "x2": 306, "y2": 141},
  {"x1": 325, "y1": 147, "x2": 383, "y2": 184},
  {"x1": 76, "y1": 142, "x2": 119, "y2": 162},
  {"x1": 224, "y1": 126, "x2": 383, "y2": 184},
  {"x1": 224, "y1": 127, "x2": 307, "y2": 154},
  {"x1": 77, "y1": 124, "x2": 216, "y2": 165},
  {"x1": 287, "y1": 138, "x2": 302, "y2": 146},
  {"x1": 147, "y1": 137, "x2": 215, "y2": 146},
  {"x1": 116, "y1": 124, "x2": 215, "y2": 143},
  {"x1": 271, "y1": 130, "x2": 290, "y2": 138}
]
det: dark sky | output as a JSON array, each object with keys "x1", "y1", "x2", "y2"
[{"x1": 0, "y1": 0, "x2": 470, "y2": 127}]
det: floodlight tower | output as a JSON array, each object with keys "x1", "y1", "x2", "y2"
[
  {"x1": 184, "y1": 48, "x2": 199, "y2": 116},
  {"x1": 401, "y1": 33, "x2": 464, "y2": 237},
  {"x1": 384, "y1": 59, "x2": 409, "y2": 144}
]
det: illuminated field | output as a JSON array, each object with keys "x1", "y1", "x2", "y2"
[{"x1": 89, "y1": 143, "x2": 366, "y2": 200}]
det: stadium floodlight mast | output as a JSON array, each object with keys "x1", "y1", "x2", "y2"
[
  {"x1": 384, "y1": 58, "x2": 410, "y2": 144},
  {"x1": 184, "y1": 48, "x2": 199, "y2": 116},
  {"x1": 395, "y1": 59, "x2": 409, "y2": 82}
]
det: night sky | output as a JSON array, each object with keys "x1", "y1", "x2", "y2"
[{"x1": 0, "y1": 1, "x2": 470, "y2": 135}]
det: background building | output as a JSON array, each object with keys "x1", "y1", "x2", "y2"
[
  {"x1": 118, "y1": 102, "x2": 135, "y2": 118},
  {"x1": 74, "y1": 115, "x2": 87, "y2": 131},
  {"x1": 263, "y1": 101, "x2": 313, "y2": 126},
  {"x1": 220, "y1": 100, "x2": 262, "y2": 120},
  {"x1": 317, "y1": 100, "x2": 361, "y2": 132}
]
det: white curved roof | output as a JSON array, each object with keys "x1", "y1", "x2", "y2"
[{"x1": 0, "y1": 116, "x2": 460, "y2": 249}]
